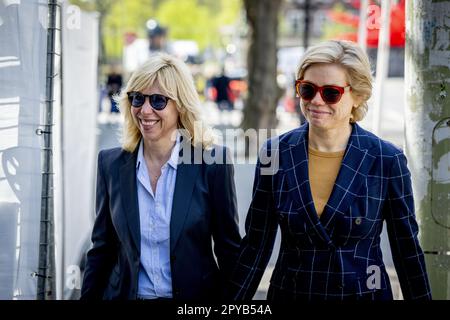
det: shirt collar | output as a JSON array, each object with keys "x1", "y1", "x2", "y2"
[
  {"x1": 136, "y1": 132, "x2": 180, "y2": 171},
  {"x1": 167, "y1": 132, "x2": 180, "y2": 170}
]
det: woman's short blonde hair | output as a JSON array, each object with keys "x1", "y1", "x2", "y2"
[
  {"x1": 296, "y1": 40, "x2": 373, "y2": 122},
  {"x1": 116, "y1": 53, "x2": 214, "y2": 152}
]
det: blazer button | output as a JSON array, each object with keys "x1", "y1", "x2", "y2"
[
  {"x1": 355, "y1": 218, "x2": 362, "y2": 225},
  {"x1": 171, "y1": 255, "x2": 176, "y2": 262}
]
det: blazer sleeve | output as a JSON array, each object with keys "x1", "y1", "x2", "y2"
[
  {"x1": 384, "y1": 152, "x2": 432, "y2": 300},
  {"x1": 226, "y1": 142, "x2": 279, "y2": 301},
  {"x1": 211, "y1": 147, "x2": 242, "y2": 282},
  {"x1": 80, "y1": 151, "x2": 118, "y2": 300}
]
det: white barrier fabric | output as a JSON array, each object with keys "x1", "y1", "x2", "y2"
[
  {"x1": 0, "y1": 0, "x2": 48, "y2": 299},
  {"x1": 57, "y1": 3, "x2": 98, "y2": 299},
  {"x1": 0, "y1": 1, "x2": 98, "y2": 299}
]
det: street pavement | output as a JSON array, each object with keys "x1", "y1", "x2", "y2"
[{"x1": 96, "y1": 78, "x2": 406, "y2": 299}]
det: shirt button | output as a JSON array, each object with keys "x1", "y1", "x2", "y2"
[{"x1": 355, "y1": 218, "x2": 362, "y2": 225}]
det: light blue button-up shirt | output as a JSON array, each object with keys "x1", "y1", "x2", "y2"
[{"x1": 136, "y1": 137, "x2": 179, "y2": 299}]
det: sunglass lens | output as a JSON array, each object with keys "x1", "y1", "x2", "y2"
[
  {"x1": 130, "y1": 93, "x2": 145, "y2": 107},
  {"x1": 322, "y1": 87, "x2": 341, "y2": 104},
  {"x1": 150, "y1": 94, "x2": 168, "y2": 110},
  {"x1": 299, "y1": 83, "x2": 316, "y2": 101}
]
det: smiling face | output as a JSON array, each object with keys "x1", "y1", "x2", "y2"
[
  {"x1": 131, "y1": 83, "x2": 179, "y2": 144},
  {"x1": 300, "y1": 63, "x2": 358, "y2": 132}
]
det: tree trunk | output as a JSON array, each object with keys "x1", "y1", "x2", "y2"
[
  {"x1": 405, "y1": 0, "x2": 450, "y2": 299},
  {"x1": 97, "y1": 12, "x2": 106, "y2": 65},
  {"x1": 95, "y1": 0, "x2": 112, "y2": 66},
  {"x1": 242, "y1": 0, "x2": 283, "y2": 132}
]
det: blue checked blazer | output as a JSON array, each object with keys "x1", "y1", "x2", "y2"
[{"x1": 228, "y1": 123, "x2": 431, "y2": 301}]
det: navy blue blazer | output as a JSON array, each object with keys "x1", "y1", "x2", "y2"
[
  {"x1": 228, "y1": 123, "x2": 431, "y2": 301},
  {"x1": 80, "y1": 143, "x2": 241, "y2": 300}
]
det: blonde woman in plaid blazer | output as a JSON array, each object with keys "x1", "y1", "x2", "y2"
[{"x1": 228, "y1": 40, "x2": 431, "y2": 301}]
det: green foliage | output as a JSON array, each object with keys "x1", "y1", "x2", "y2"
[
  {"x1": 103, "y1": 0, "x2": 154, "y2": 59},
  {"x1": 156, "y1": 0, "x2": 241, "y2": 50},
  {"x1": 156, "y1": 0, "x2": 213, "y2": 49},
  {"x1": 321, "y1": 3, "x2": 357, "y2": 41},
  {"x1": 322, "y1": 23, "x2": 356, "y2": 40},
  {"x1": 216, "y1": 0, "x2": 242, "y2": 26},
  {"x1": 69, "y1": 0, "x2": 118, "y2": 13},
  {"x1": 69, "y1": 0, "x2": 95, "y2": 11},
  {"x1": 70, "y1": 0, "x2": 242, "y2": 61}
]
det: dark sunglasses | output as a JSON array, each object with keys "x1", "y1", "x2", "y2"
[
  {"x1": 295, "y1": 80, "x2": 351, "y2": 104},
  {"x1": 127, "y1": 91, "x2": 170, "y2": 110}
]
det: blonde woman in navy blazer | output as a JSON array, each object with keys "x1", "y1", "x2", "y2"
[
  {"x1": 81, "y1": 54, "x2": 241, "y2": 300},
  {"x1": 228, "y1": 40, "x2": 431, "y2": 301}
]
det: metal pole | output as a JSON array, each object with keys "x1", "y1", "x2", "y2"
[
  {"x1": 405, "y1": 0, "x2": 450, "y2": 299},
  {"x1": 58, "y1": 0, "x2": 65, "y2": 300},
  {"x1": 37, "y1": 0, "x2": 58, "y2": 300},
  {"x1": 372, "y1": 0, "x2": 391, "y2": 136},
  {"x1": 357, "y1": 0, "x2": 369, "y2": 52}
]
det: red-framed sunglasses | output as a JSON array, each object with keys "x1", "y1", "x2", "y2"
[{"x1": 295, "y1": 80, "x2": 351, "y2": 104}]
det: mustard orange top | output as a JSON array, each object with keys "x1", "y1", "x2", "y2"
[{"x1": 308, "y1": 146, "x2": 345, "y2": 217}]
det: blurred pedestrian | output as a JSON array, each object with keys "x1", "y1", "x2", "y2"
[
  {"x1": 106, "y1": 65, "x2": 123, "y2": 113},
  {"x1": 147, "y1": 21, "x2": 168, "y2": 54},
  {"x1": 227, "y1": 40, "x2": 431, "y2": 301},
  {"x1": 81, "y1": 53, "x2": 241, "y2": 301},
  {"x1": 211, "y1": 68, "x2": 234, "y2": 112}
]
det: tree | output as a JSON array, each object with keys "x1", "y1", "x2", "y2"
[
  {"x1": 71, "y1": 0, "x2": 241, "y2": 62},
  {"x1": 156, "y1": 0, "x2": 213, "y2": 50},
  {"x1": 156, "y1": 0, "x2": 241, "y2": 51},
  {"x1": 103, "y1": 0, "x2": 154, "y2": 60},
  {"x1": 241, "y1": 0, "x2": 283, "y2": 132},
  {"x1": 405, "y1": 0, "x2": 450, "y2": 300}
]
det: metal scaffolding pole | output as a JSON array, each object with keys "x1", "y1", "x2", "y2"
[
  {"x1": 372, "y1": 0, "x2": 391, "y2": 136},
  {"x1": 357, "y1": 0, "x2": 369, "y2": 52},
  {"x1": 37, "y1": 0, "x2": 59, "y2": 300}
]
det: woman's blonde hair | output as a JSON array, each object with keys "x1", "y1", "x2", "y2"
[
  {"x1": 116, "y1": 53, "x2": 214, "y2": 152},
  {"x1": 297, "y1": 40, "x2": 373, "y2": 122}
]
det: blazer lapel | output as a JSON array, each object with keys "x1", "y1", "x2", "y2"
[
  {"x1": 119, "y1": 147, "x2": 141, "y2": 254},
  {"x1": 319, "y1": 124, "x2": 377, "y2": 233},
  {"x1": 170, "y1": 146, "x2": 201, "y2": 253},
  {"x1": 281, "y1": 124, "x2": 333, "y2": 246}
]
